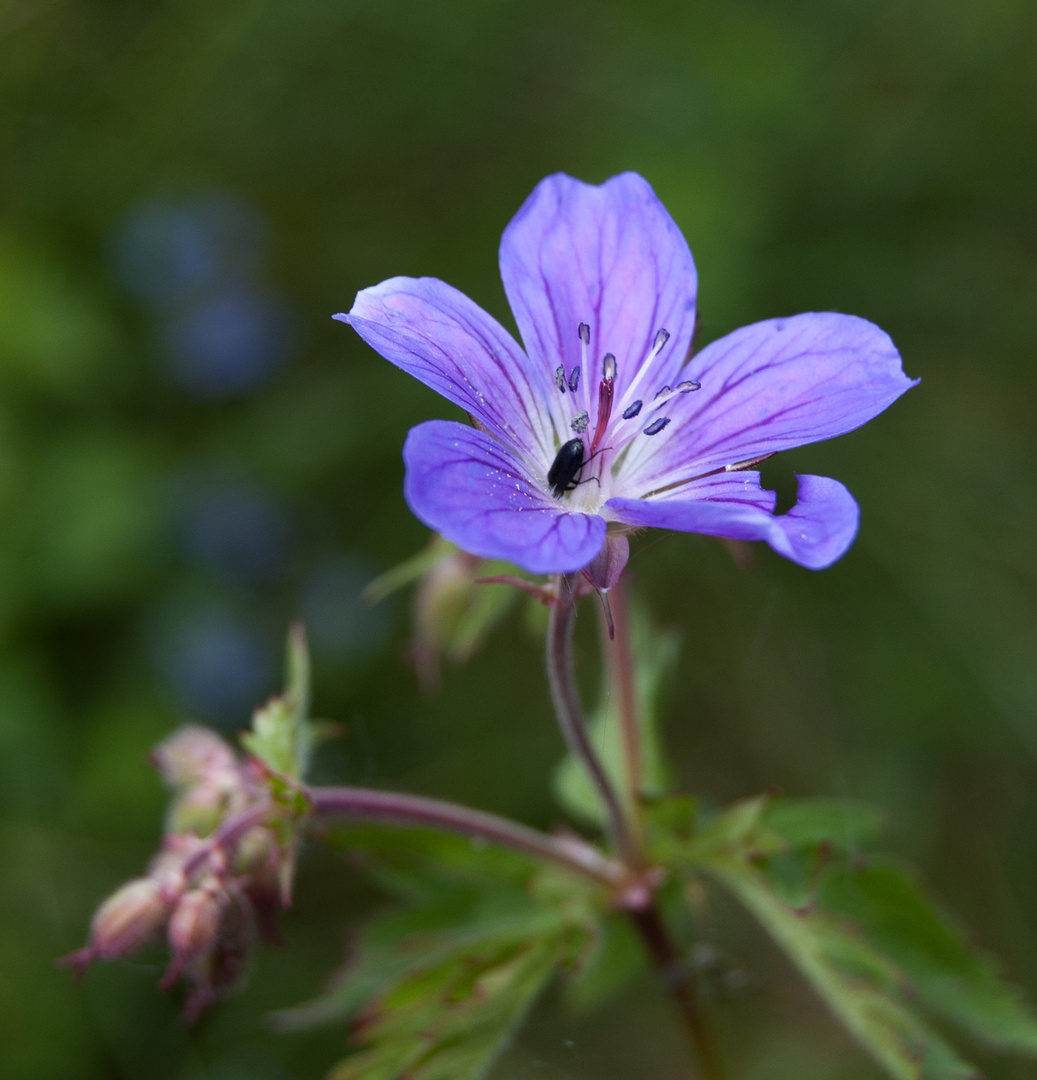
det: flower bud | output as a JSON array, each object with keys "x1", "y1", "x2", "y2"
[
  {"x1": 232, "y1": 825, "x2": 278, "y2": 877},
  {"x1": 233, "y1": 826, "x2": 288, "y2": 944},
  {"x1": 168, "y1": 885, "x2": 224, "y2": 962},
  {"x1": 411, "y1": 543, "x2": 517, "y2": 690},
  {"x1": 180, "y1": 890, "x2": 257, "y2": 1022},
  {"x1": 583, "y1": 532, "x2": 629, "y2": 593},
  {"x1": 166, "y1": 781, "x2": 230, "y2": 838},
  {"x1": 153, "y1": 725, "x2": 237, "y2": 788},
  {"x1": 89, "y1": 877, "x2": 172, "y2": 960}
]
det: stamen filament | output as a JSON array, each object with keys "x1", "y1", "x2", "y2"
[{"x1": 638, "y1": 452, "x2": 778, "y2": 500}]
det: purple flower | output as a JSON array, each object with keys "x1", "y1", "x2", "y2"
[{"x1": 338, "y1": 173, "x2": 916, "y2": 575}]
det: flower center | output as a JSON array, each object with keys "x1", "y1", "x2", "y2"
[{"x1": 547, "y1": 322, "x2": 701, "y2": 508}]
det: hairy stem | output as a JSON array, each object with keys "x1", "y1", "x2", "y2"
[
  {"x1": 304, "y1": 784, "x2": 624, "y2": 888},
  {"x1": 547, "y1": 573, "x2": 644, "y2": 868},
  {"x1": 601, "y1": 578, "x2": 642, "y2": 811},
  {"x1": 627, "y1": 899, "x2": 727, "y2": 1080}
]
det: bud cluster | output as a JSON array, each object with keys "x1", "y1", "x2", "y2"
[{"x1": 59, "y1": 726, "x2": 295, "y2": 1021}]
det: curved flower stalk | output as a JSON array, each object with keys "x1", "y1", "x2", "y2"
[{"x1": 340, "y1": 172, "x2": 916, "y2": 576}]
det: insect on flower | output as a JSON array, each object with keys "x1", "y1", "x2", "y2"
[{"x1": 338, "y1": 173, "x2": 917, "y2": 576}]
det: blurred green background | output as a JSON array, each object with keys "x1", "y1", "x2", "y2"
[{"x1": 2, "y1": 0, "x2": 1036, "y2": 1077}]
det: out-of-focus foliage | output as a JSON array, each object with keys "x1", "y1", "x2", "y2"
[
  {"x1": 275, "y1": 828, "x2": 598, "y2": 1080},
  {"x1": 661, "y1": 795, "x2": 1037, "y2": 1078},
  {"x1": 1, "y1": 0, "x2": 1036, "y2": 1077}
]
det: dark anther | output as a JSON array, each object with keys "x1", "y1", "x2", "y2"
[
  {"x1": 568, "y1": 366, "x2": 580, "y2": 393},
  {"x1": 602, "y1": 353, "x2": 617, "y2": 380},
  {"x1": 653, "y1": 328, "x2": 670, "y2": 350},
  {"x1": 654, "y1": 385, "x2": 671, "y2": 400},
  {"x1": 677, "y1": 380, "x2": 701, "y2": 393},
  {"x1": 578, "y1": 322, "x2": 591, "y2": 344},
  {"x1": 622, "y1": 400, "x2": 643, "y2": 420},
  {"x1": 571, "y1": 410, "x2": 589, "y2": 434},
  {"x1": 555, "y1": 366, "x2": 566, "y2": 392},
  {"x1": 643, "y1": 417, "x2": 671, "y2": 436}
]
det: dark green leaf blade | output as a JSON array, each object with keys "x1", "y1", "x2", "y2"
[
  {"x1": 275, "y1": 829, "x2": 598, "y2": 1080},
  {"x1": 700, "y1": 854, "x2": 981, "y2": 1080},
  {"x1": 821, "y1": 861, "x2": 1037, "y2": 1054},
  {"x1": 764, "y1": 797, "x2": 886, "y2": 851},
  {"x1": 328, "y1": 936, "x2": 560, "y2": 1080}
]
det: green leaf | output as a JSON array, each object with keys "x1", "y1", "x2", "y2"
[
  {"x1": 701, "y1": 854, "x2": 981, "y2": 1080},
  {"x1": 241, "y1": 622, "x2": 313, "y2": 780},
  {"x1": 820, "y1": 861, "x2": 1037, "y2": 1054},
  {"x1": 274, "y1": 830, "x2": 597, "y2": 1080},
  {"x1": 686, "y1": 794, "x2": 777, "y2": 857},
  {"x1": 329, "y1": 936, "x2": 560, "y2": 1080},
  {"x1": 554, "y1": 604, "x2": 677, "y2": 826},
  {"x1": 764, "y1": 797, "x2": 886, "y2": 851},
  {"x1": 564, "y1": 910, "x2": 646, "y2": 1013},
  {"x1": 661, "y1": 792, "x2": 1037, "y2": 1071}
]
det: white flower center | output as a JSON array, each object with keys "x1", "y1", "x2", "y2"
[{"x1": 543, "y1": 323, "x2": 700, "y2": 512}]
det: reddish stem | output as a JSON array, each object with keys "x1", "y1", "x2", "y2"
[{"x1": 304, "y1": 784, "x2": 624, "y2": 888}]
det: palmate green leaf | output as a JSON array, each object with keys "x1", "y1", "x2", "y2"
[
  {"x1": 554, "y1": 605, "x2": 678, "y2": 826},
  {"x1": 662, "y1": 793, "x2": 1037, "y2": 1076},
  {"x1": 764, "y1": 797, "x2": 886, "y2": 851},
  {"x1": 820, "y1": 861, "x2": 1037, "y2": 1054},
  {"x1": 564, "y1": 909, "x2": 646, "y2": 1013},
  {"x1": 274, "y1": 825, "x2": 599, "y2": 1080},
  {"x1": 702, "y1": 854, "x2": 980, "y2": 1080},
  {"x1": 241, "y1": 622, "x2": 313, "y2": 780},
  {"x1": 328, "y1": 937, "x2": 561, "y2": 1080}
]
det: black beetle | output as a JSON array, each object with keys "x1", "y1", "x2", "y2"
[{"x1": 547, "y1": 438, "x2": 586, "y2": 498}]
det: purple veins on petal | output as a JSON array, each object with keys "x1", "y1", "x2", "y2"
[
  {"x1": 657, "y1": 312, "x2": 918, "y2": 473},
  {"x1": 339, "y1": 275, "x2": 551, "y2": 462},
  {"x1": 342, "y1": 172, "x2": 916, "y2": 575},
  {"x1": 499, "y1": 173, "x2": 699, "y2": 406},
  {"x1": 606, "y1": 474, "x2": 860, "y2": 570},
  {"x1": 402, "y1": 419, "x2": 606, "y2": 574}
]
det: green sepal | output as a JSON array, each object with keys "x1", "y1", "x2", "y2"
[
  {"x1": 241, "y1": 622, "x2": 313, "y2": 780},
  {"x1": 360, "y1": 536, "x2": 456, "y2": 605}
]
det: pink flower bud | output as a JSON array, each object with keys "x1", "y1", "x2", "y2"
[
  {"x1": 168, "y1": 885, "x2": 224, "y2": 962},
  {"x1": 89, "y1": 877, "x2": 172, "y2": 960},
  {"x1": 153, "y1": 725, "x2": 237, "y2": 788},
  {"x1": 160, "y1": 884, "x2": 225, "y2": 990},
  {"x1": 179, "y1": 890, "x2": 257, "y2": 1022}
]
